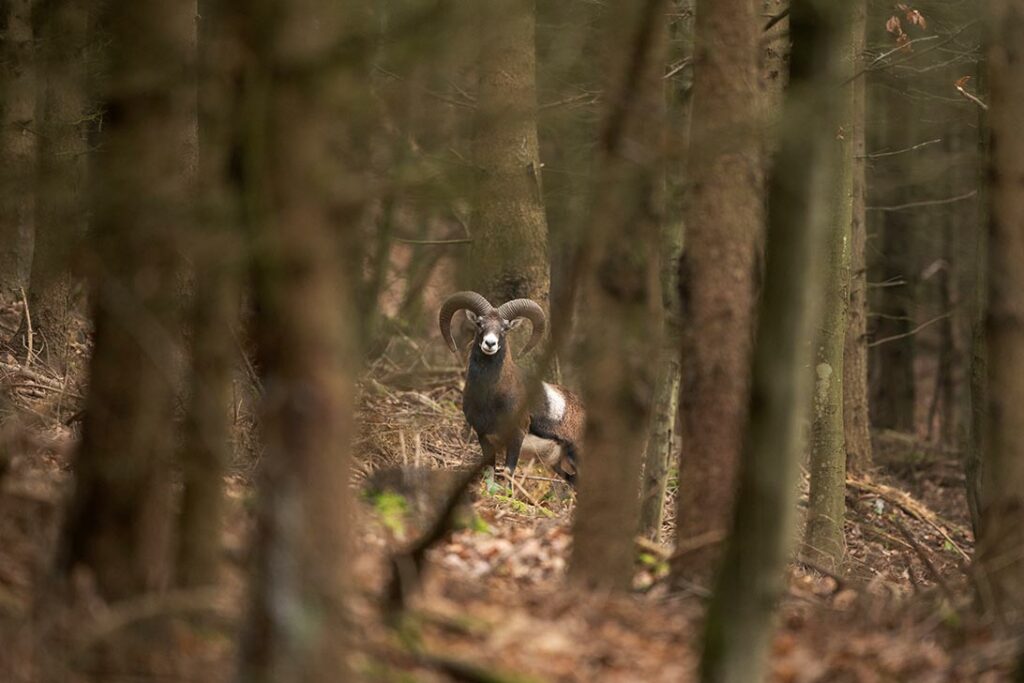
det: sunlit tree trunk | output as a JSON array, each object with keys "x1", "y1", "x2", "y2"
[
  {"x1": 804, "y1": 0, "x2": 859, "y2": 572},
  {"x1": 58, "y1": 0, "x2": 195, "y2": 599},
  {"x1": 699, "y1": 0, "x2": 842, "y2": 679},
  {"x1": 0, "y1": 0, "x2": 36, "y2": 297},
  {"x1": 234, "y1": 0, "x2": 366, "y2": 678},
  {"x1": 569, "y1": 0, "x2": 665, "y2": 591},
  {"x1": 25, "y1": 0, "x2": 90, "y2": 373},
  {"x1": 842, "y1": 0, "x2": 872, "y2": 473},
  {"x1": 469, "y1": 0, "x2": 549, "y2": 312},
  {"x1": 976, "y1": 0, "x2": 1024, "y2": 630},
  {"x1": 637, "y1": 16, "x2": 678, "y2": 543},
  {"x1": 675, "y1": 0, "x2": 763, "y2": 578}
]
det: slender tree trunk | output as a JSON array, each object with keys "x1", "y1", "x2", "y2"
[
  {"x1": 175, "y1": 1, "x2": 239, "y2": 588},
  {"x1": 804, "y1": 0, "x2": 858, "y2": 572},
  {"x1": 0, "y1": 0, "x2": 36, "y2": 297},
  {"x1": 674, "y1": 0, "x2": 763, "y2": 578},
  {"x1": 469, "y1": 0, "x2": 549, "y2": 312},
  {"x1": 966, "y1": 58, "x2": 990, "y2": 541},
  {"x1": 569, "y1": 0, "x2": 665, "y2": 591},
  {"x1": 842, "y1": 0, "x2": 872, "y2": 473},
  {"x1": 58, "y1": 0, "x2": 195, "y2": 599},
  {"x1": 977, "y1": 0, "x2": 1024, "y2": 630},
  {"x1": 699, "y1": 0, "x2": 842, "y2": 679},
  {"x1": 26, "y1": 0, "x2": 89, "y2": 373},
  {"x1": 870, "y1": 87, "x2": 917, "y2": 433},
  {"x1": 235, "y1": 0, "x2": 365, "y2": 678},
  {"x1": 636, "y1": 17, "x2": 678, "y2": 544}
]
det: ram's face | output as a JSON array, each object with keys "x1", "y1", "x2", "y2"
[{"x1": 465, "y1": 310, "x2": 522, "y2": 355}]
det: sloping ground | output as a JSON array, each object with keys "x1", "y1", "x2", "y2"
[{"x1": 0, "y1": 335, "x2": 1017, "y2": 681}]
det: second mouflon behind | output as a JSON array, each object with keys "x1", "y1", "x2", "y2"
[{"x1": 439, "y1": 291, "x2": 585, "y2": 484}]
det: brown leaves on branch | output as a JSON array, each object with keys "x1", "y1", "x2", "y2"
[{"x1": 886, "y1": 4, "x2": 927, "y2": 52}]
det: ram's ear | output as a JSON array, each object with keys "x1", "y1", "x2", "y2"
[
  {"x1": 507, "y1": 318, "x2": 524, "y2": 329},
  {"x1": 465, "y1": 311, "x2": 479, "y2": 323}
]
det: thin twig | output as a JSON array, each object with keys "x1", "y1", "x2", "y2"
[
  {"x1": 858, "y1": 138, "x2": 942, "y2": 159},
  {"x1": 19, "y1": 287, "x2": 33, "y2": 368},
  {"x1": 395, "y1": 237, "x2": 472, "y2": 246},
  {"x1": 868, "y1": 312, "x2": 951, "y2": 348},
  {"x1": 954, "y1": 83, "x2": 988, "y2": 110},
  {"x1": 867, "y1": 190, "x2": 977, "y2": 212},
  {"x1": 890, "y1": 516, "x2": 958, "y2": 606}
]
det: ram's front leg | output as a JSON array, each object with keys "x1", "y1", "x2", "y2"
[
  {"x1": 477, "y1": 433, "x2": 498, "y2": 468},
  {"x1": 503, "y1": 429, "x2": 527, "y2": 477}
]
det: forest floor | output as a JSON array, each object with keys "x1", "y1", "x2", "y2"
[{"x1": 0, "y1": 327, "x2": 1019, "y2": 682}]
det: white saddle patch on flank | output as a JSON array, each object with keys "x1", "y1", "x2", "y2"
[{"x1": 543, "y1": 382, "x2": 566, "y2": 421}]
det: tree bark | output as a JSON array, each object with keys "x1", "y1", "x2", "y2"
[
  {"x1": 175, "y1": 1, "x2": 239, "y2": 589},
  {"x1": 977, "y1": 0, "x2": 1024, "y2": 630},
  {"x1": 569, "y1": 0, "x2": 665, "y2": 591},
  {"x1": 870, "y1": 86, "x2": 917, "y2": 433},
  {"x1": 675, "y1": 0, "x2": 763, "y2": 578},
  {"x1": 26, "y1": 0, "x2": 90, "y2": 373},
  {"x1": 699, "y1": 0, "x2": 842, "y2": 679},
  {"x1": 0, "y1": 0, "x2": 36, "y2": 297},
  {"x1": 804, "y1": 0, "x2": 858, "y2": 573},
  {"x1": 58, "y1": 0, "x2": 195, "y2": 599},
  {"x1": 635, "y1": 16, "x2": 678, "y2": 544},
  {"x1": 842, "y1": 0, "x2": 872, "y2": 473},
  {"x1": 468, "y1": 0, "x2": 549, "y2": 313},
  {"x1": 234, "y1": 0, "x2": 365, "y2": 678}
]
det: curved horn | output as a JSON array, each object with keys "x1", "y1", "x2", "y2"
[
  {"x1": 439, "y1": 291, "x2": 493, "y2": 353},
  {"x1": 497, "y1": 299, "x2": 546, "y2": 355}
]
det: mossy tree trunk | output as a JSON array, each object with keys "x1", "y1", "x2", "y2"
[
  {"x1": 469, "y1": 0, "x2": 549, "y2": 314},
  {"x1": 58, "y1": 0, "x2": 195, "y2": 599},
  {"x1": 569, "y1": 0, "x2": 665, "y2": 591},
  {"x1": 234, "y1": 0, "x2": 366, "y2": 678},
  {"x1": 699, "y1": 0, "x2": 842, "y2": 679},
  {"x1": 0, "y1": 0, "x2": 36, "y2": 297},
  {"x1": 842, "y1": 0, "x2": 872, "y2": 473},
  {"x1": 175, "y1": 1, "x2": 239, "y2": 589},
  {"x1": 674, "y1": 0, "x2": 763, "y2": 578},
  {"x1": 25, "y1": 0, "x2": 90, "y2": 374},
  {"x1": 977, "y1": 0, "x2": 1024, "y2": 630},
  {"x1": 804, "y1": 0, "x2": 859, "y2": 573}
]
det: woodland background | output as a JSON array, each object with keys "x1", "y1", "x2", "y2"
[{"x1": 0, "y1": 0, "x2": 1022, "y2": 681}]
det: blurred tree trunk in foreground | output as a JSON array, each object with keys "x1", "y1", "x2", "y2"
[
  {"x1": 469, "y1": 0, "x2": 549, "y2": 313},
  {"x1": 235, "y1": 0, "x2": 364, "y2": 679},
  {"x1": 805, "y1": 0, "x2": 860, "y2": 572},
  {"x1": 0, "y1": 0, "x2": 36, "y2": 297},
  {"x1": 699, "y1": 0, "x2": 842, "y2": 678},
  {"x1": 675, "y1": 0, "x2": 763, "y2": 578},
  {"x1": 175, "y1": 2, "x2": 240, "y2": 589},
  {"x1": 569, "y1": 0, "x2": 665, "y2": 591},
  {"x1": 842, "y1": 0, "x2": 872, "y2": 473},
  {"x1": 58, "y1": 0, "x2": 195, "y2": 599},
  {"x1": 638, "y1": 7, "x2": 688, "y2": 543},
  {"x1": 24, "y1": 0, "x2": 90, "y2": 373},
  {"x1": 977, "y1": 0, "x2": 1024, "y2": 631}
]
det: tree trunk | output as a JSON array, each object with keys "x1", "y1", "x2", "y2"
[
  {"x1": 234, "y1": 0, "x2": 365, "y2": 678},
  {"x1": 870, "y1": 87, "x2": 917, "y2": 433},
  {"x1": 26, "y1": 0, "x2": 90, "y2": 373},
  {"x1": 0, "y1": 0, "x2": 36, "y2": 297},
  {"x1": 469, "y1": 0, "x2": 549, "y2": 313},
  {"x1": 699, "y1": 0, "x2": 842, "y2": 679},
  {"x1": 674, "y1": 0, "x2": 763, "y2": 578},
  {"x1": 57, "y1": 0, "x2": 195, "y2": 600},
  {"x1": 842, "y1": 0, "x2": 872, "y2": 473},
  {"x1": 175, "y1": 1, "x2": 239, "y2": 589},
  {"x1": 634, "y1": 16, "x2": 678, "y2": 544},
  {"x1": 977, "y1": 0, "x2": 1024, "y2": 630},
  {"x1": 804, "y1": 0, "x2": 859, "y2": 573},
  {"x1": 569, "y1": 0, "x2": 665, "y2": 591}
]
